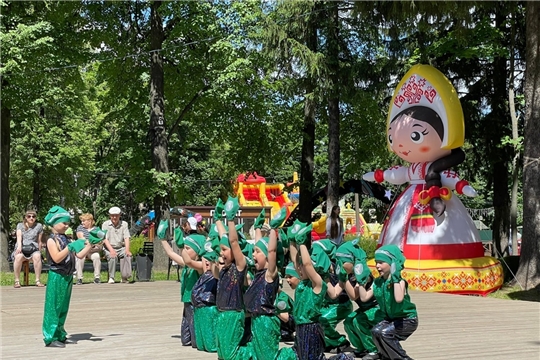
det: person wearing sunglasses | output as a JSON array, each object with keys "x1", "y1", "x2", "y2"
[{"x1": 12, "y1": 210, "x2": 44, "y2": 288}]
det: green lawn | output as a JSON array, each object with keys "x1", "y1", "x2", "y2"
[{"x1": 487, "y1": 284, "x2": 540, "y2": 302}]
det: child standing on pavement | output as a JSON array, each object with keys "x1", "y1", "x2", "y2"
[
  {"x1": 42, "y1": 206, "x2": 99, "y2": 348},
  {"x1": 214, "y1": 197, "x2": 253, "y2": 360},
  {"x1": 284, "y1": 222, "x2": 354, "y2": 360},
  {"x1": 243, "y1": 207, "x2": 287, "y2": 360},
  {"x1": 161, "y1": 228, "x2": 205, "y2": 348},
  {"x1": 357, "y1": 245, "x2": 418, "y2": 360},
  {"x1": 191, "y1": 242, "x2": 220, "y2": 353}
]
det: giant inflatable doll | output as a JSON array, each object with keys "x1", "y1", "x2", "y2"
[{"x1": 364, "y1": 64, "x2": 503, "y2": 295}]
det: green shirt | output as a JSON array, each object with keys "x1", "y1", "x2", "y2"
[
  {"x1": 181, "y1": 267, "x2": 200, "y2": 303},
  {"x1": 372, "y1": 277, "x2": 417, "y2": 320},
  {"x1": 293, "y1": 279, "x2": 328, "y2": 325}
]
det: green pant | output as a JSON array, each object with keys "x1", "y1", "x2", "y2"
[
  {"x1": 320, "y1": 301, "x2": 353, "y2": 348},
  {"x1": 251, "y1": 315, "x2": 280, "y2": 360},
  {"x1": 215, "y1": 310, "x2": 252, "y2": 360},
  {"x1": 344, "y1": 306, "x2": 384, "y2": 353},
  {"x1": 42, "y1": 271, "x2": 73, "y2": 345},
  {"x1": 194, "y1": 306, "x2": 218, "y2": 352}
]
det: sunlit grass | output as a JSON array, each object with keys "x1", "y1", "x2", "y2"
[{"x1": 487, "y1": 284, "x2": 540, "y2": 302}]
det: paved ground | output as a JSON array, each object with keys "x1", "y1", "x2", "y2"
[{"x1": 1, "y1": 280, "x2": 539, "y2": 359}]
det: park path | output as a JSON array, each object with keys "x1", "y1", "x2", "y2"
[{"x1": 1, "y1": 280, "x2": 538, "y2": 359}]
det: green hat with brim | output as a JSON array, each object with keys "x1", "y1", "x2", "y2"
[
  {"x1": 311, "y1": 239, "x2": 337, "y2": 260},
  {"x1": 202, "y1": 241, "x2": 219, "y2": 262},
  {"x1": 89, "y1": 228, "x2": 107, "y2": 243},
  {"x1": 44, "y1": 206, "x2": 71, "y2": 226},
  {"x1": 184, "y1": 234, "x2": 207, "y2": 256},
  {"x1": 310, "y1": 248, "x2": 331, "y2": 275}
]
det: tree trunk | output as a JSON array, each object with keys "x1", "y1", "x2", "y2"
[
  {"x1": 149, "y1": 0, "x2": 169, "y2": 271},
  {"x1": 326, "y1": 5, "x2": 340, "y2": 215},
  {"x1": 0, "y1": 105, "x2": 11, "y2": 272},
  {"x1": 516, "y1": 1, "x2": 540, "y2": 290},
  {"x1": 298, "y1": 16, "x2": 318, "y2": 225},
  {"x1": 492, "y1": 7, "x2": 511, "y2": 257},
  {"x1": 509, "y1": 11, "x2": 519, "y2": 256}
]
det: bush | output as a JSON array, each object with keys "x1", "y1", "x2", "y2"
[
  {"x1": 343, "y1": 234, "x2": 378, "y2": 259},
  {"x1": 130, "y1": 235, "x2": 146, "y2": 255}
]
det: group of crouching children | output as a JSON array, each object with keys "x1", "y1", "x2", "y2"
[{"x1": 162, "y1": 197, "x2": 418, "y2": 360}]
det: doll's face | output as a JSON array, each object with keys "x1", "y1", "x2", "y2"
[{"x1": 388, "y1": 114, "x2": 450, "y2": 163}]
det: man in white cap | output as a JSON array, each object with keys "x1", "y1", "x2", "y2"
[
  {"x1": 101, "y1": 206, "x2": 132, "y2": 283},
  {"x1": 183, "y1": 216, "x2": 198, "y2": 236}
]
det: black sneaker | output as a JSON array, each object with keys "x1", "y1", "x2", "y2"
[
  {"x1": 94, "y1": 278, "x2": 100, "y2": 284},
  {"x1": 76, "y1": 279, "x2": 83, "y2": 285}
]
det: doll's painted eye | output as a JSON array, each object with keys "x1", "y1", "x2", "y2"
[
  {"x1": 388, "y1": 134, "x2": 393, "y2": 145},
  {"x1": 410, "y1": 131, "x2": 424, "y2": 144}
]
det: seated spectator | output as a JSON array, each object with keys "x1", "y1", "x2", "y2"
[
  {"x1": 12, "y1": 210, "x2": 44, "y2": 288},
  {"x1": 75, "y1": 213, "x2": 103, "y2": 284},
  {"x1": 102, "y1": 206, "x2": 132, "y2": 284}
]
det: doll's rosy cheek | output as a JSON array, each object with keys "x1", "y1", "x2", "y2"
[{"x1": 419, "y1": 146, "x2": 430, "y2": 153}]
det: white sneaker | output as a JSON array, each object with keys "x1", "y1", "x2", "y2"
[{"x1": 108, "y1": 278, "x2": 115, "y2": 284}]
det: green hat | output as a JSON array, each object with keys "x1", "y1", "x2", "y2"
[
  {"x1": 287, "y1": 219, "x2": 305, "y2": 240},
  {"x1": 255, "y1": 237, "x2": 270, "y2": 258},
  {"x1": 310, "y1": 248, "x2": 331, "y2": 275},
  {"x1": 202, "y1": 241, "x2": 219, "y2": 262},
  {"x1": 295, "y1": 223, "x2": 312, "y2": 245},
  {"x1": 311, "y1": 239, "x2": 336, "y2": 260},
  {"x1": 89, "y1": 228, "x2": 107, "y2": 243},
  {"x1": 336, "y1": 240, "x2": 367, "y2": 264},
  {"x1": 205, "y1": 238, "x2": 221, "y2": 255},
  {"x1": 208, "y1": 224, "x2": 219, "y2": 241},
  {"x1": 284, "y1": 261, "x2": 299, "y2": 279},
  {"x1": 184, "y1": 234, "x2": 207, "y2": 256},
  {"x1": 243, "y1": 242, "x2": 254, "y2": 258},
  {"x1": 44, "y1": 206, "x2": 71, "y2": 226},
  {"x1": 219, "y1": 233, "x2": 231, "y2": 248},
  {"x1": 375, "y1": 245, "x2": 405, "y2": 269}
]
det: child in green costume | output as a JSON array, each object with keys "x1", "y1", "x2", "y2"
[
  {"x1": 283, "y1": 223, "x2": 354, "y2": 360},
  {"x1": 243, "y1": 207, "x2": 287, "y2": 360},
  {"x1": 161, "y1": 230, "x2": 205, "y2": 348},
  {"x1": 42, "y1": 206, "x2": 97, "y2": 348},
  {"x1": 278, "y1": 262, "x2": 299, "y2": 342},
  {"x1": 191, "y1": 243, "x2": 220, "y2": 353},
  {"x1": 213, "y1": 197, "x2": 253, "y2": 360},
  {"x1": 357, "y1": 245, "x2": 418, "y2": 360},
  {"x1": 330, "y1": 240, "x2": 384, "y2": 359}
]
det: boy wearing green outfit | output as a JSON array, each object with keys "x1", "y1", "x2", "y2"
[
  {"x1": 357, "y1": 245, "x2": 418, "y2": 360},
  {"x1": 42, "y1": 206, "x2": 101, "y2": 348}
]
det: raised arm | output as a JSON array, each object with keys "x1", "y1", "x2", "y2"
[
  {"x1": 181, "y1": 249, "x2": 204, "y2": 273},
  {"x1": 228, "y1": 219, "x2": 246, "y2": 271},
  {"x1": 299, "y1": 243, "x2": 323, "y2": 294},
  {"x1": 266, "y1": 229, "x2": 278, "y2": 282},
  {"x1": 160, "y1": 240, "x2": 185, "y2": 266}
]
